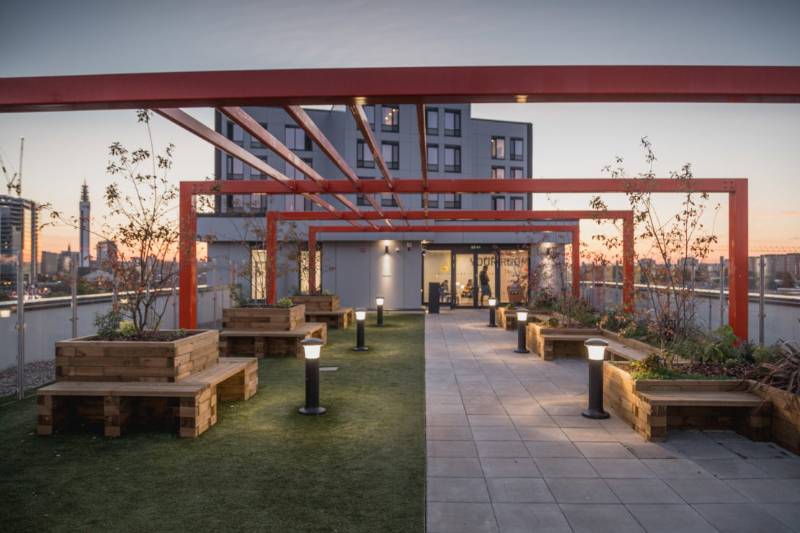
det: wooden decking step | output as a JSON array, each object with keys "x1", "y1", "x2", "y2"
[
  {"x1": 305, "y1": 307, "x2": 354, "y2": 329},
  {"x1": 220, "y1": 323, "x2": 327, "y2": 358}
]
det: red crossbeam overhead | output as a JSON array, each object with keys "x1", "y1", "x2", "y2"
[
  {"x1": 348, "y1": 104, "x2": 405, "y2": 212},
  {"x1": 306, "y1": 224, "x2": 581, "y2": 302},
  {"x1": 155, "y1": 108, "x2": 340, "y2": 214},
  {"x1": 283, "y1": 105, "x2": 389, "y2": 226},
  {"x1": 3, "y1": 66, "x2": 799, "y2": 111}
]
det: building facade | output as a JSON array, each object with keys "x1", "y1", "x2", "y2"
[
  {"x1": 0, "y1": 195, "x2": 38, "y2": 294},
  {"x1": 200, "y1": 104, "x2": 571, "y2": 309}
]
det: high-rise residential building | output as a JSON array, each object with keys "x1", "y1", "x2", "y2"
[
  {"x1": 40, "y1": 251, "x2": 59, "y2": 276},
  {"x1": 0, "y1": 195, "x2": 38, "y2": 291},
  {"x1": 79, "y1": 181, "x2": 91, "y2": 268},
  {"x1": 200, "y1": 105, "x2": 574, "y2": 308},
  {"x1": 96, "y1": 239, "x2": 118, "y2": 270}
]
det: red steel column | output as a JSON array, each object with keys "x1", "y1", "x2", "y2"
[
  {"x1": 622, "y1": 213, "x2": 635, "y2": 313},
  {"x1": 571, "y1": 227, "x2": 581, "y2": 299},
  {"x1": 178, "y1": 183, "x2": 197, "y2": 329},
  {"x1": 729, "y1": 181, "x2": 749, "y2": 340},
  {"x1": 266, "y1": 213, "x2": 278, "y2": 304},
  {"x1": 308, "y1": 228, "x2": 317, "y2": 295}
]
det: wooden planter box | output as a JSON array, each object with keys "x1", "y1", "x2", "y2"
[
  {"x1": 222, "y1": 304, "x2": 306, "y2": 332},
  {"x1": 749, "y1": 382, "x2": 800, "y2": 455},
  {"x1": 55, "y1": 329, "x2": 219, "y2": 383},
  {"x1": 603, "y1": 362, "x2": 772, "y2": 442},
  {"x1": 526, "y1": 322, "x2": 602, "y2": 360},
  {"x1": 290, "y1": 294, "x2": 340, "y2": 312}
]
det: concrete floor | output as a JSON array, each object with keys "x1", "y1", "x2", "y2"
[{"x1": 425, "y1": 310, "x2": 800, "y2": 533}]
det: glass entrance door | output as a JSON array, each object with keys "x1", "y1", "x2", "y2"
[
  {"x1": 453, "y1": 253, "x2": 476, "y2": 306},
  {"x1": 475, "y1": 253, "x2": 496, "y2": 307}
]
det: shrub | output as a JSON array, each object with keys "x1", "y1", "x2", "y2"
[
  {"x1": 277, "y1": 297, "x2": 294, "y2": 308},
  {"x1": 95, "y1": 310, "x2": 122, "y2": 340}
]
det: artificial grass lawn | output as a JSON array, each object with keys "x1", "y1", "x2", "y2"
[{"x1": 0, "y1": 313, "x2": 426, "y2": 533}]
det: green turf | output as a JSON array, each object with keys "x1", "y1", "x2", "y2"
[{"x1": 0, "y1": 313, "x2": 426, "y2": 533}]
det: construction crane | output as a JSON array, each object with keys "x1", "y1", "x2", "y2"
[{"x1": 0, "y1": 137, "x2": 24, "y2": 196}]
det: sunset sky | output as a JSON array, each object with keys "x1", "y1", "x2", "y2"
[{"x1": 0, "y1": 0, "x2": 798, "y2": 258}]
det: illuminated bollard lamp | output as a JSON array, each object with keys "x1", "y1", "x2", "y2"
[
  {"x1": 513, "y1": 307, "x2": 529, "y2": 353},
  {"x1": 353, "y1": 308, "x2": 368, "y2": 351},
  {"x1": 299, "y1": 337, "x2": 326, "y2": 416},
  {"x1": 582, "y1": 338, "x2": 610, "y2": 419},
  {"x1": 487, "y1": 297, "x2": 497, "y2": 328},
  {"x1": 375, "y1": 296, "x2": 385, "y2": 326}
]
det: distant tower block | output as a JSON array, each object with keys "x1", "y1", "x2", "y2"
[{"x1": 79, "y1": 181, "x2": 90, "y2": 268}]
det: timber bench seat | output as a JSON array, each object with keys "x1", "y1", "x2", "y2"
[
  {"x1": 37, "y1": 358, "x2": 258, "y2": 438},
  {"x1": 220, "y1": 322, "x2": 327, "y2": 358},
  {"x1": 527, "y1": 330, "x2": 601, "y2": 361},
  {"x1": 637, "y1": 389, "x2": 771, "y2": 441},
  {"x1": 304, "y1": 307, "x2": 354, "y2": 329}
]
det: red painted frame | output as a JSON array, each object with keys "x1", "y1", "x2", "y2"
[{"x1": 305, "y1": 224, "x2": 581, "y2": 303}]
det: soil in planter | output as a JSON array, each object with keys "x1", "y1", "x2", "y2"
[{"x1": 94, "y1": 330, "x2": 192, "y2": 342}]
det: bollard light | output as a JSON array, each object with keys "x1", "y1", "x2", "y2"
[
  {"x1": 299, "y1": 337, "x2": 326, "y2": 415},
  {"x1": 582, "y1": 338, "x2": 609, "y2": 419},
  {"x1": 376, "y1": 296, "x2": 385, "y2": 326},
  {"x1": 513, "y1": 307, "x2": 529, "y2": 353},
  {"x1": 488, "y1": 297, "x2": 497, "y2": 327},
  {"x1": 354, "y1": 308, "x2": 368, "y2": 351}
]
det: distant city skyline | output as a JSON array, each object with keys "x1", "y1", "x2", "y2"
[{"x1": 1, "y1": 0, "x2": 798, "y2": 257}]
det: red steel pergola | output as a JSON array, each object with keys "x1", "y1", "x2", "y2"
[{"x1": 2, "y1": 65, "x2": 791, "y2": 339}]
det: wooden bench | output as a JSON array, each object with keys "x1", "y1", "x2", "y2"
[
  {"x1": 638, "y1": 389, "x2": 771, "y2": 441},
  {"x1": 220, "y1": 322, "x2": 327, "y2": 358},
  {"x1": 37, "y1": 358, "x2": 258, "y2": 438},
  {"x1": 305, "y1": 307, "x2": 354, "y2": 329}
]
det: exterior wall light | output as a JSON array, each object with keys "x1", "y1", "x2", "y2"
[
  {"x1": 514, "y1": 307, "x2": 529, "y2": 353},
  {"x1": 488, "y1": 297, "x2": 497, "y2": 327},
  {"x1": 299, "y1": 337, "x2": 326, "y2": 415},
  {"x1": 354, "y1": 308, "x2": 368, "y2": 351},
  {"x1": 582, "y1": 338, "x2": 610, "y2": 419},
  {"x1": 375, "y1": 296, "x2": 385, "y2": 326},
  {"x1": 0, "y1": 309, "x2": 11, "y2": 318}
]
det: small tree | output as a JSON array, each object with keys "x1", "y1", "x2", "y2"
[
  {"x1": 45, "y1": 110, "x2": 179, "y2": 335},
  {"x1": 590, "y1": 138, "x2": 719, "y2": 343}
]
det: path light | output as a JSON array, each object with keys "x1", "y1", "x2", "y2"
[
  {"x1": 354, "y1": 308, "x2": 368, "y2": 351},
  {"x1": 375, "y1": 296, "x2": 385, "y2": 326},
  {"x1": 582, "y1": 338, "x2": 610, "y2": 419},
  {"x1": 513, "y1": 307, "x2": 529, "y2": 353},
  {"x1": 299, "y1": 337, "x2": 326, "y2": 415},
  {"x1": 488, "y1": 297, "x2": 497, "y2": 328}
]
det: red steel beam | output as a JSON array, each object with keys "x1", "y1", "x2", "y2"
[
  {"x1": 284, "y1": 105, "x2": 388, "y2": 225},
  {"x1": 3, "y1": 66, "x2": 800, "y2": 111},
  {"x1": 307, "y1": 224, "x2": 580, "y2": 297},
  {"x1": 348, "y1": 103, "x2": 405, "y2": 212},
  {"x1": 178, "y1": 177, "x2": 746, "y2": 195}
]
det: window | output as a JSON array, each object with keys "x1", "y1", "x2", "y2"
[
  {"x1": 424, "y1": 193, "x2": 440, "y2": 208},
  {"x1": 510, "y1": 167, "x2": 524, "y2": 179},
  {"x1": 492, "y1": 196, "x2": 506, "y2": 210},
  {"x1": 356, "y1": 176, "x2": 374, "y2": 206},
  {"x1": 285, "y1": 158, "x2": 311, "y2": 180},
  {"x1": 226, "y1": 122, "x2": 243, "y2": 144},
  {"x1": 491, "y1": 136, "x2": 506, "y2": 159},
  {"x1": 226, "y1": 155, "x2": 244, "y2": 177},
  {"x1": 250, "y1": 249, "x2": 267, "y2": 300},
  {"x1": 381, "y1": 141, "x2": 399, "y2": 170},
  {"x1": 444, "y1": 145, "x2": 461, "y2": 173},
  {"x1": 444, "y1": 109, "x2": 461, "y2": 136},
  {"x1": 510, "y1": 196, "x2": 524, "y2": 210},
  {"x1": 382, "y1": 105, "x2": 399, "y2": 132},
  {"x1": 491, "y1": 166, "x2": 505, "y2": 179},
  {"x1": 357, "y1": 139, "x2": 374, "y2": 168},
  {"x1": 285, "y1": 125, "x2": 312, "y2": 151},
  {"x1": 511, "y1": 137, "x2": 524, "y2": 161},
  {"x1": 443, "y1": 193, "x2": 462, "y2": 209},
  {"x1": 250, "y1": 122, "x2": 268, "y2": 148},
  {"x1": 300, "y1": 249, "x2": 322, "y2": 294},
  {"x1": 381, "y1": 194, "x2": 397, "y2": 207},
  {"x1": 427, "y1": 144, "x2": 439, "y2": 171},
  {"x1": 364, "y1": 105, "x2": 375, "y2": 130},
  {"x1": 303, "y1": 197, "x2": 315, "y2": 211},
  {"x1": 426, "y1": 107, "x2": 439, "y2": 135}
]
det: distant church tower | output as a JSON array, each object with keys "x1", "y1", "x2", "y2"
[{"x1": 79, "y1": 181, "x2": 91, "y2": 268}]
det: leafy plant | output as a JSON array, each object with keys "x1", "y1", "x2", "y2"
[
  {"x1": 276, "y1": 297, "x2": 294, "y2": 308},
  {"x1": 95, "y1": 310, "x2": 122, "y2": 340},
  {"x1": 759, "y1": 341, "x2": 800, "y2": 394}
]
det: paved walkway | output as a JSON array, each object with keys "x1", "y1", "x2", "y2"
[{"x1": 425, "y1": 310, "x2": 800, "y2": 533}]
